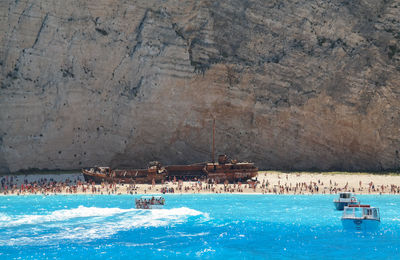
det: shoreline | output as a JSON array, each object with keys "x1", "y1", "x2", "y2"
[
  {"x1": 2, "y1": 171, "x2": 400, "y2": 196},
  {"x1": 1, "y1": 193, "x2": 398, "y2": 196}
]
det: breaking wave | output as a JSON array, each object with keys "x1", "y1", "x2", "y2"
[
  {"x1": 0, "y1": 213, "x2": 11, "y2": 222},
  {"x1": 0, "y1": 206, "x2": 208, "y2": 246},
  {"x1": 2, "y1": 206, "x2": 133, "y2": 227}
]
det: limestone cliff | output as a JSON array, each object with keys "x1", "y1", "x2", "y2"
[{"x1": 1, "y1": 0, "x2": 400, "y2": 173}]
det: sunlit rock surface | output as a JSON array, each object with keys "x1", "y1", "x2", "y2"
[{"x1": 0, "y1": 0, "x2": 399, "y2": 172}]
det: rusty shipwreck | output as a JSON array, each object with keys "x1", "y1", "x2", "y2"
[{"x1": 82, "y1": 119, "x2": 258, "y2": 184}]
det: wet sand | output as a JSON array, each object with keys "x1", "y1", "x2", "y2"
[{"x1": 1, "y1": 171, "x2": 400, "y2": 195}]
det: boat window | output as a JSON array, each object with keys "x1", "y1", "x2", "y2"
[
  {"x1": 354, "y1": 208, "x2": 363, "y2": 218},
  {"x1": 363, "y1": 208, "x2": 372, "y2": 216},
  {"x1": 343, "y1": 208, "x2": 354, "y2": 217},
  {"x1": 340, "y1": 193, "x2": 350, "y2": 199},
  {"x1": 373, "y1": 209, "x2": 378, "y2": 218}
]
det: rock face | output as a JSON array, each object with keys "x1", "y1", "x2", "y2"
[{"x1": 1, "y1": 0, "x2": 400, "y2": 173}]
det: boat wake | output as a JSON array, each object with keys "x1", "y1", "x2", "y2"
[
  {"x1": 1, "y1": 206, "x2": 133, "y2": 227},
  {"x1": 0, "y1": 206, "x2": 209, "y2": 246},
  {"x1": 0, "y1": 213, "x2": 11, "y2": 222}
]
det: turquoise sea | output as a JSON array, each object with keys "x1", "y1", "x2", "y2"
[{"x1": 1, "y1": 195, "x2": 399, "y2": 259}]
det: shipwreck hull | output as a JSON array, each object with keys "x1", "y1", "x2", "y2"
[
  {"x1": 82, "y1": 158, "x2": 258, "y2": 184},
  {"x1": 205, "y1": 162, "x2": 258, "y2": 182},
  {"x1": 83, "y1": 172, "x2": 109, "y2": 183},
  {"x1": 164, "y1": 165, "x2": 207, "y2": 179}
]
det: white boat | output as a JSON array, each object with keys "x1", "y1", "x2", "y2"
[
  {"x1": 135, "y1": 196, "x2": 165, "y2": 209},
  {"x1": 333, "y1": 192, "x2": 358, "y2": 210},
  {"x1": 341, "y1": 204, "x2": 380, "y2": 231}
]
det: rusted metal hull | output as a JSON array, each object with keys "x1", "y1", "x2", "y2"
[
  {"x1": 165, "y1": 165, "x2": 206, "y2": 179},
  {"x1": 204, "y1": 162, "x2": 258, "y2": 182},
  {"x1": 83, "y1": 161, "x2": 258, "y2": 184}
]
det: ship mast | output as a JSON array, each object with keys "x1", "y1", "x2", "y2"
[{"x1": 212, "y1": 117, "x2": 215, "y2": 163}]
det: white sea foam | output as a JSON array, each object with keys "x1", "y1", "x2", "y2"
[
  {"x1": 176, "y1": 232, "x2": 210, "y2": 237},
  {"x1": 0, "y1": 206, "x2": 208, "y2": 246},
  {"x1": 0, "y1": 213, "x2": 11, "y2": 222},
  {"x1": 195, "y1": 248, "x2": 216, "y2": 257},
  {"x1": 2, "y1": 206, "x2": 134, "y2": 227},
  {"x1": 124, "y1": 242, "x2": 154, "y2": 247}
]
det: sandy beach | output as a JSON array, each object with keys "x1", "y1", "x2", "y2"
[{"x1": 1, "y1": 171, "x2": 400, "y2": 195}]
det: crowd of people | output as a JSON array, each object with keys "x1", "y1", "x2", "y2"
[
  {"x1": 135, "y1": 196, "x2": 165, "y2": 209},
  {"x1": 1, "y1": 174, "x2": 400, "y2": 195},
  {"x1": 0, "y1": 175, "x2": 126, "y2": 195}
]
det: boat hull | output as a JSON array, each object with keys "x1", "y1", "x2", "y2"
[
  {"x1": 136, "y1": 204, "x2": 163, "y2": 209},
  {"x1": 83, "y1": 161, "x2": 258, "y2": 184},
  {"x1": 205, "y1": 163, "x2": 258, "y2": 183},
  {"x1": 334, "y1": 201, "x2": 358, "y2": 210},
  {"x1": 83, "y1": 172, "x2": 108, "y2": 183},
  {"x1": 341, "y1": 218, "x2": 380, "y2": 231}
]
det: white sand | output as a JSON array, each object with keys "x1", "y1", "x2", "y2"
[{"x1": 1, "y1": 171, "x2": 400, "y2": 195}]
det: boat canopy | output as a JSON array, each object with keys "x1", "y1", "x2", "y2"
[
  {"x1": 348, "y1": 204, "x2": 370, "y2": 207},
  {"x1": 339, "y1": 192, "x2": 352, "y2": 199},
  {"x1": 343, "y1": 206, "x2": 380, "y2": 220}
]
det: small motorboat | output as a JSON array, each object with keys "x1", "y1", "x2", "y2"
[
  {"x1": 341, "y1": 204, "x2": 380, "y2": 231},
  {"x1": 333, "y1": 192, "x2": 358, "y2": 210},
  {"x1": 135, "y1": 196, "x2": 165, "y2": 209}
]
